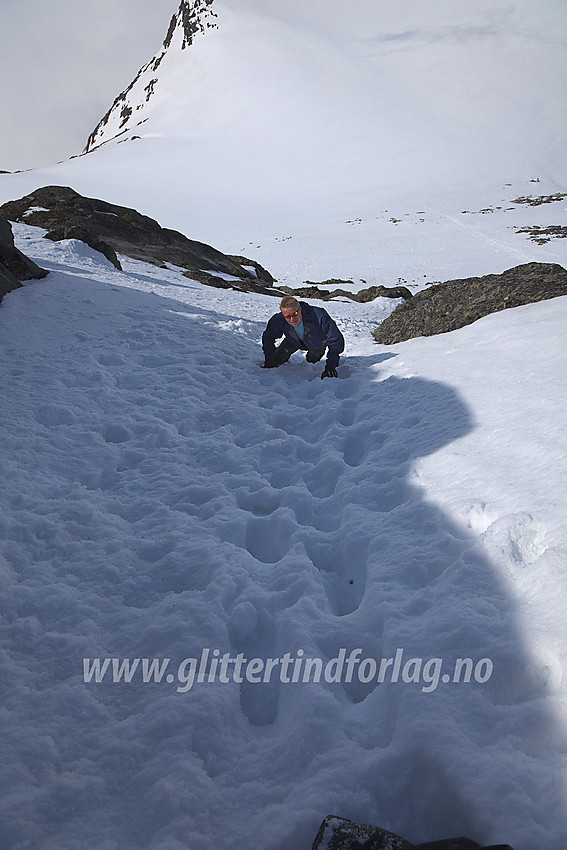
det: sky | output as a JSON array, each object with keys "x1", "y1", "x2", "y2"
[{"x1": 0, "y1": 0, "x2": 176, "y2": 172}]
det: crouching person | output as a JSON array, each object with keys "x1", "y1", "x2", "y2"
[{"x1": 262, "y1": 296, "x2": 345, "y2": 379}]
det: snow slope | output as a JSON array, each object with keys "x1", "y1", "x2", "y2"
[
  {"x1": 1, "y1": 1, "x2": 567, "y2": 848},
  {"x1": 1, "y1": 223, "x2": 566, "y2": 850}
]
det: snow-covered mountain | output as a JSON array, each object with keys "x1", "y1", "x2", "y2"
[
  {"x1": 86, "y1": 0, "x2": 567, "y2": 190},
  {"x1": 1, "y1": 2, "x2": 567, "y2": 850},
  {"x1": 85, "y1": 0, "x2": 218, "y2": 153},
  {"x1": 1, "y1": 0, "x2": 566, "y2": 285}
]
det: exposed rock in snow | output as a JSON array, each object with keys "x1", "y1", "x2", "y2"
[
  {"x1": 312, "y1": 816, "x2": 413, "y2": 850},
  {"x1": 0, "y1": 186, "x2": 277, "y2": 295},
  {"x1": 312, "y1": 815, "x2": 514, "y2": 850},
  {"x1": 0, "y1": 215, "x2": 47, "y2": 301},
  {"x1": 373, "y1": 262, "x2": 567, "y2": 344},
  {"x1": 283, "y1": 281, "x2": 413, "y2": 303}
]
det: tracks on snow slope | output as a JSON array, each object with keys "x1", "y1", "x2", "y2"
[{"x1": 1, "y1": 260, "x2": 564, "y2": 849}]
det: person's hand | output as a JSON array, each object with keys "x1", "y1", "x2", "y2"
[{"x1": 321, "y1": 365, "x2": 338, "y2": 379}]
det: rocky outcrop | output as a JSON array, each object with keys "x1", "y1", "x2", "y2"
[
  {"x1": 280, "y1": 279, "x2": 412, "y2": 303},
  {"x1": 312, "y1": 816, "x2": 412, "y2": 850},
  {"x1": 515, "y1": 224, "x2": 567, "y2": 245},
  {"x1": 226, "y1": 254, "x2": 275, "y2": 286},
  {"x1": 0, "y1": 186, "x2": 278, "y2": 296},
  {"x1": 373, "y1": 262, "x2": 567, "y2": 344},
  {"x1": 165, "y1": 0, "x2": 217, "y2": 51},
  {"x1": 312, "y1": 816, "x2": 514, "y2": 850},
  {"x1": 0, "y1": 215, "x2": 48, "y2": 302}
]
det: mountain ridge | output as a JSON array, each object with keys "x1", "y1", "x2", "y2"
[{"x1": 85, "y1": 0, "x2": 217, "y2": 153}]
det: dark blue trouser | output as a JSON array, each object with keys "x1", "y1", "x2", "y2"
[{"x1": 271, "y1": 338, "x2": 325, "y2": 366}]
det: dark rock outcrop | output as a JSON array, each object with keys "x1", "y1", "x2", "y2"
[
  {"x1": 312, "y1": 816, "x2": 413, "y2": 850},
  {"x1": 0, "y1": 186, "x2": 278, "y2": 296},
  {"x1": 0, "y1": 257, "x2": 20, "y2": 301},
  {"x1": 0, "y1": 215, "x2": 48, "y2": 302},
  {"x1": 515, "y1": 224, "x2": 567, "y2": 244},
  {"x1": 312, "y1": 816, "x2": 514, "y2": 850},
  {"x1": 280, "y1": 279, "x2": 412, "y2": 303},
  {"x1": 227, "y1": 254, "x2": 275, "y2": 286},
  {"x1": 511, "y1": 192, "x2": 567, "y2": 207},
  {"x1": 373, "y1": 262, "x2": 567, "y2": 344}
]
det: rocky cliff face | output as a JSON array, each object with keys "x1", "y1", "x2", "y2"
[
  {"x1": 84, "y1": 0, "x2": 217, "y2": 152},
  {"x1": 0, "y1": 216, "x2": 48, "y2": 302}
]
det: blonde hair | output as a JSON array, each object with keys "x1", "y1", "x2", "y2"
[{"x1": 280, "y1": 296, "x2": 300, "y2": 310}]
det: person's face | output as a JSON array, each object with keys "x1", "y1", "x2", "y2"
[{"x1": 281, "y1": 304, "x2": 302, "y2": 326}]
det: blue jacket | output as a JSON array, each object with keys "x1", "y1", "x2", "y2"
[{"x1": 262, "y1": 301, "x2": 345, "y2": 368}]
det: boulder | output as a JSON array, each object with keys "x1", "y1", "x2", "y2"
[
  {"x1": 373, "y1": 262, "x2": 567, "y2": 344},
  {"x1": 0, "y1": 186, "x2": 278, "y2": 296},
  {"x1": 0, "y1": 260, "x2": 21, "y2": 301},
  {"x1": 312, "y1": 816, "x2": 413, "y2": 850},
  {"x1": 0, "y1": 215, "x2": 48, "y2": 302},
  {"x1": 312, "y1": 816, "x2": 514, "y2": 850}
]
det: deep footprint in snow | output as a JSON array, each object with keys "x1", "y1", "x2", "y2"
[
  {"x1": 234, "y1": 487, "x2": 282, "y2": 517},
  {"x1": 304, "y1": 536, "x2": 369, "y2": 616},
  {"x1": 303, "y1": 456, "x2": 343, "y2": 498},
  {"x1": 337, "y1": 398, "x2": 358, "y2": 426},
  {"x1": 341, "y1": 426, "x2": 387, "y2": 467},
  {"x1": 244, "y1": 510, "x2": 296, "y2": 564},
  {"x1": 101, "y1": 422, "x2": 133, "y2": 444},
  {"x1": 235, "y1": 611, "x2": 280, "y2": 727}
]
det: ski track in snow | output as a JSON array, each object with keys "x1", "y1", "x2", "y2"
[{"x1": 2, "y1": 232, "x2": 567, "y2": 850}]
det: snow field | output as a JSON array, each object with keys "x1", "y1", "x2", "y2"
[{"x1": 1, "y1": 229, "x2": 567, "y2": 849}]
